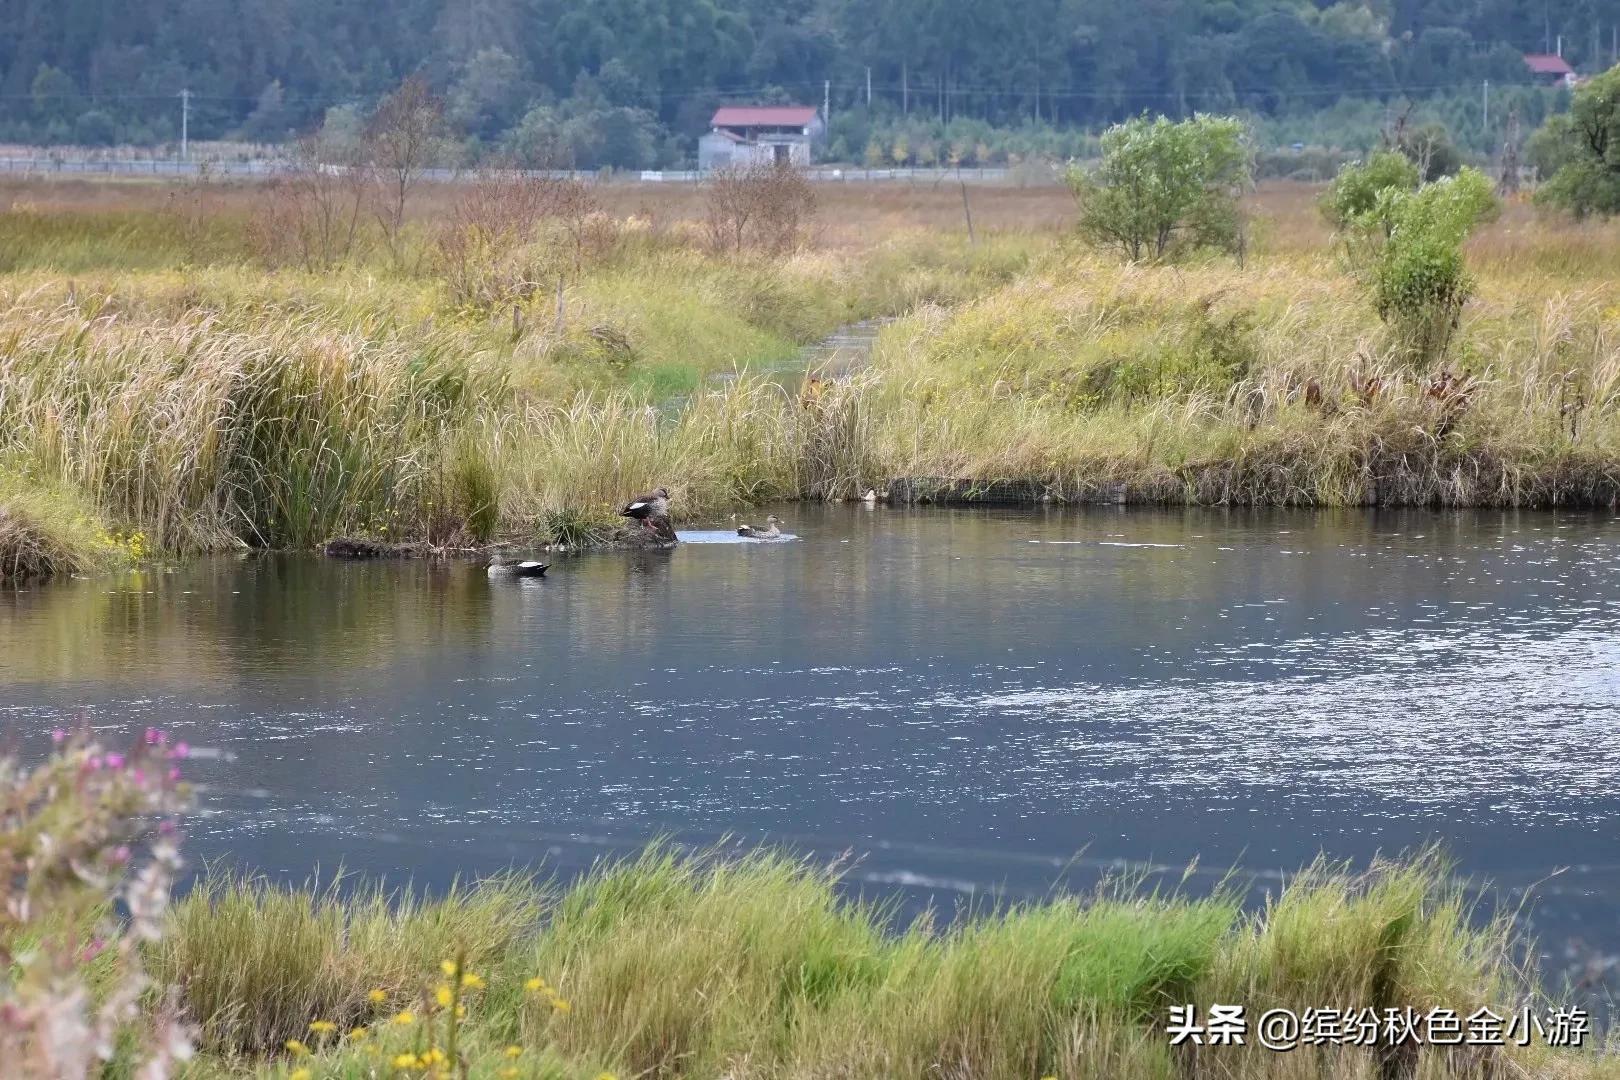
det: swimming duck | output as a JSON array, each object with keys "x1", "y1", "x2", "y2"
[
  {"x1": 737, "y1": 515, "x2": 783, "y2": 539},
  {"x1": 487, "y1": 560, "x2": 549, "y2": 578},
  {"x1": 620, "y1": 486, "x2": 670, "y2": 526}
]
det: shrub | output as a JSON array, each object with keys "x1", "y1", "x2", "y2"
[
  {"x1": 250, "y1": 134, "x2": 371, "y2": 271},
  {"x1": 1393, "y1": 121, "x2": 1463, "y2": 182},
  {"x1": 1066, "y1": 114, "x2": 1250, "y2": 262},
  {"x1": 1371, "y1": 167, "x2": 1497, "y2": 363},
  {"x1": 703, "y1": 162, "x2": 817, "y2": 255},
  {"x1": 1532, "y1": 64, "x2": 1620, "y2": 218},
  {"x1": 1320, "y1": 150, "x2": 1420, "y2": 233}
]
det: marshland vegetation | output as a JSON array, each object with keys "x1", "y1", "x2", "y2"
[{"x1": 1, "y1": 141, "x2": 1618, "y2": 580}]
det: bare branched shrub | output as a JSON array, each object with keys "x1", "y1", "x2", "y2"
[
  {"x1": 251, "y1": 134, "x2": 370, "y2": 271},
  {"x1": 162, "y1": 161, "x2": 220, "y2": 252},
  {"x1": 554, "y1": 178, "x2": 605, "y2": 273},
  {"x1": 436, "y1": 169, "x2": 606, "y2": 310},
  {"x1": 438, "y1": 167, "x2": 565, "y2": 310},
  {"x1": 365, "y1": 76, "x2": 447, "y2": 266},
  {"x1": 704, "y1": 162, "x2": 816, "y2": 255}
]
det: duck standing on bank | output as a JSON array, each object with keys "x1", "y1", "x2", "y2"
[
  {"x1": 620, "y1": 485, "x2": 678, "y2": 545},
  {"x1": 737, "y1": 514, "x2": 783, "y2": 540},
  {"x1": 620, "y1": 486, "x2": 670, "y2": 526}
]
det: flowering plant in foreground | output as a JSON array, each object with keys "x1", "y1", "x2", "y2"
[
  {"x1": 286, "y1": 958, "x2": 604, "y2": 1080},
  {"x1": 0, "y1": 727, "x2": 194, "y2": 1078}
]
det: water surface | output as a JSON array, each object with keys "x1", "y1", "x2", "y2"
[{"x1": 4, "y1": 504, "x2": 1618, "y2": 988}]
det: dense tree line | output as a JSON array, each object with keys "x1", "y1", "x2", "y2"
[{"x1": 0, "y1": 0, "x2": 1614, "y2": 164}]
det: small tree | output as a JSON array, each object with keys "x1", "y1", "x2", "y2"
[
  {"x1": 1066, "y1": 114, "x2": 1250, "y2": 262},
  {"x1": 365, "y1": 76, "x2": 447, "y2": 265},
  {"x1": 251, "y1": 133, "x2": 371, "y2": 271},
  {"x1": 703, "y1": 161, "x2": 816, "y2": 255},
  {"x1": 1533, "y1": 64, "x2": 1620, "y2": 218},
  {"x1": 1321, "y1": 150, "x2": 1421, "y2": 232},
  {"x1": 1370, "y1": 167, "x2": 1496, "y2": 363}
]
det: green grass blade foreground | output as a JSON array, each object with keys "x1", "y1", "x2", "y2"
[{"x1": 148, "y1": 846, "x2": 1609, "y2": 1080}]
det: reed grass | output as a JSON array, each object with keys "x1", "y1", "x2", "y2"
[
  {"x1": 2, "y1": 180, "x2": 1618, "y2": 571},
  {"x1": 154, "y1": 846, "x2": 1611, "y2": 1080}
]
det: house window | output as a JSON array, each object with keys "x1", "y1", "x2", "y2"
[{"x1": 773, "y1": 144, "x2": 790, "y2": 165}]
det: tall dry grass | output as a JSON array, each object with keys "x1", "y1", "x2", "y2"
[
  {"x1": 858, "y1": 236, "x2": 1620, "y2": 508},
  {"x1": 3, "y1": 177, "x2": 1619, "y2": 565}
]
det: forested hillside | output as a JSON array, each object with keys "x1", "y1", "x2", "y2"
[{"x1": 0, "y1": 0, "x2": 1613, "y2": 164}]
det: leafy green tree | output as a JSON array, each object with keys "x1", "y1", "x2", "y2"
[
  {"x1": 30, "y1": 64, "x2": 78, "y2": 128},
  {"x1": 1533, "y1": 65, "x2": 1620, "y2": 218},
  {"x1": 1066, "y1": 114, "x2": 1250, "y2": 261},
  {"x1": 72, "y1": 108, "x2": 116, "y2": 145},
  {"x1": 1370, "y1": 167, "x2": 1497, "y2": 362},
  {"x1": 1321, "y1": 150, "x2": 1420, "y2": 232}
]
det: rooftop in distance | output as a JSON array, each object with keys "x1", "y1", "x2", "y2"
[{"x1": 710, "y1": 106, "x2": 820, "y2": 129}]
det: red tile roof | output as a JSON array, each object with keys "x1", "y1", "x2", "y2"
[
  {"x1": 1523, "y1": 53, "x2": 1575, "y2": 75},
  {"x1": 711, "y1": 106, "x2": 819, "y2": 128}
]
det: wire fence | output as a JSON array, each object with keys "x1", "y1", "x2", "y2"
[{"x1": 0, "y1": 156, "x2": 1059, "y2": 186}]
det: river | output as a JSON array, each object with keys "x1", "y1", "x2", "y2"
[{"x1": 3, "y1": 504, "x2": 1619, "y2": 991}]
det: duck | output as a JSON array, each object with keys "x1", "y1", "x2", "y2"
[
  {"x1": 620, "y1": 486, "x2": 670, "y2": 526},
  {"x1": 737, "y1": 515, "x2": 783, "y2": 539},
  {"x1": 860, "y1": 488, "x2": 878, "y2": 504},
  {"x1": 487, "y1": 559, "x2": 549, "y2": 578}
]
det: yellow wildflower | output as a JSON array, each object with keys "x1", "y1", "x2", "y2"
[
  {"x1": 309, "y1": 1019, "x2": 337, "y2": 1034},
  {"x1": 499, "y1": 1069, "x2": 519, "y2": 1080},
  {"x1": 393, "y1": 1051, "x2": 421, "y2": 1068},
  {"x1": 391, "y1": 1010, "x2": 416, "y2": 1026},
  {"x1": 421, "y1": 1047, "x2": 446, "y2": 1065},
  {"x1": 290, "y1": 1070, "x2": 312, "y2": 1080},
  {"x1": 440, "y1": 959, "x2": 458, "y2": 977},
  {"x1": 435, "y1": 984, "x2": 454, "y2": 1008},
  {"x1": 524, "y1": 976, "x2": 545, "y2": 992},
  {"x1": 455, "y1": 1003, "x2": 467, "y2": 1019},
  {"x1": 369, "y1": 988, "x2": 388, "y2": 1003},
  {"x1": 348, "y1": 1026, "x2": 369, "y2": 1041},
  {"x1": 504, "y1": 1045, "x2": 523, "y2": 1058},
  {"x1": 595, "y1": 1073, "x2": 618, "y2": 1080},
  {"x1": 461, "y1": 971, "x2": 485, "y2": 989},
  {"x1": 284, "y1": 1038, "x2": 309, "y2": 1055},
  {"x1": 550, "y1": 997, "x2": 572, "y2": 1014}
]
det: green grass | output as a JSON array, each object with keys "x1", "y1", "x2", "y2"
[
  {"x1": 0, "y1": 475, "x2": 131, "y2": 582},
  {"x1": 150, "y1": 845, "x2": 1608, "y2": 1080}
]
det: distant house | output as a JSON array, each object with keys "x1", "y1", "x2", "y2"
[
  {"x1": 698, "y1": 106, "x2": 823, "y2": 171},
  {"x1": 1523, "y1": 53, "x2": 1577, "y2": 87}
]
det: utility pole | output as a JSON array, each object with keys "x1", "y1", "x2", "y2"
[
  {"x1": 824, "y1": 79, "x2": 830, "y2": 128},
  {"x1": 1482, "y1": 79, "x2": 1489, "y2": 133},
  {"x1": 902, "y1": 61, "x2": 908, "y2": 115},
  {"x1": 179, "y1": 87, "x2": 191, "y2": 161},
  {"x1": 865, "y1": 66, "x2": 872, "y2": 108}
]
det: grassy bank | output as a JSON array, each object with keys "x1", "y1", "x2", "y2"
[
  {"x1": 150, "y1": 848, "x2": 1604, "y2": 1080},
  {"x1": 0, "y1": 475, "x2": 135, "y2": 582},
  {"x1": 0, "y1": 181, "x2": 1035, "y2": 554},
  {"x1": 858, "y1": 228, "x2": 1620, "y2": 507},
  {"x1": 2, "y1": 179, "x2": 1619, "y2": 575}
]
